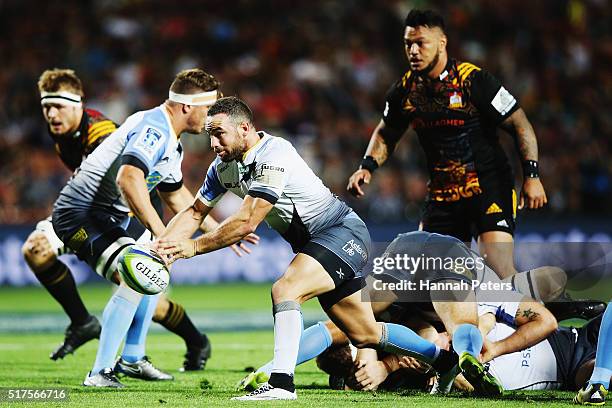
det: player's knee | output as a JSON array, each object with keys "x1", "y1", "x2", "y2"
[
  {"x1": 22, "y1": 235, "x2": 56, "y2": 272},
  {"x1": 345, "y1": 324, "x2": 381, "y2": 349},
  {"x1": 271, "y1": 278, "x2": 300, "y2": 303}
]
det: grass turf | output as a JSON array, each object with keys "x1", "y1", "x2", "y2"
[{"x1": 0, "y1": 283, "x2": 596, "y2": 406}]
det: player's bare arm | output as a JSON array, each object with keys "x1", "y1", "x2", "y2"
[
  {"x1": 157, "y1": 195, "x2": 271, "y2": 263},
  {"x1": 500, "y1": 108, "x2": 547, "y2": 210},
  {"x1": 481, "y1": 298, "x2": 557, "y2": 362},
  {"x1": 116, "y1": 164, "x2": 166, "y2": 237},
  {"x1": 347, "y1": 120, "x2": 405, "y2": 197},
  {"x1": 158, "y1": 185, "x2": 259, "y2": 258}
]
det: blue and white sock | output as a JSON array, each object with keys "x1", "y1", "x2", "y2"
[
  {"x1": 121, "y1": 294, "x2": 160, "y2": 363},
  {"x1": 589, "y1": 302, "x2": 612, "y2": 389},
  {"x1": 380, "y1": 322, "x2": 440, "y2": 364},
  {"x1": 452, "y1": 323, "x2": 483, "y2": 358},
  {"x1": 91, "y1": 286, "x2": 143, "y2": 374},
  {"x1": 258, "y1": 321, "x2": 332, "y2": 376}
]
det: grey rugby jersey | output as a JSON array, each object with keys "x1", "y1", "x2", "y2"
[
  {"x1": 54, "y1": 105, "x2": 183, "y2": 214},
  {"x1": 197, "y1": 131, "x2": 351, "y2": 250}
]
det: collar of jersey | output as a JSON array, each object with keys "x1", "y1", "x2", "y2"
[
  {"x1": 241, "y1": 131, "x2": 268, "y2": 164},
  {"x1": 160, "y1": 104, "x2": 179, "y2": 140}
]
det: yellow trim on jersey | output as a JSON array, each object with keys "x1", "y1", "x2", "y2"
[
  {"x1": 87, "y1": 120, "x2": 116, "y2": 146},
  {"x1": 241, "y1": 136, "x2": 265, "y2": 162},
  {"x1": 457, "y1": 62, "x2": 481, "y2": 83},
  {"x1": 512, "y1": 189, "x2": 517, "y2": 219},
  {"x1": 401, "y1": 70, "x2": 412, "y2": 87}
]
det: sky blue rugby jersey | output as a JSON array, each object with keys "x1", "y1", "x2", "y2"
[
  {"x1": 54, "y1": 105, "x2": 183, "y2": 214},
  {"x1": 197, "y1": 131, "x2": 352, "y2": 249}
]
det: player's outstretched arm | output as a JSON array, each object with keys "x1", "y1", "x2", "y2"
[
  {"x1": 482, "y1": 297, "x2": 557, "y2": 362},
  {"x1": 500, "y1": 108, "x2": 547, "y2": 210},
  {"x1": 347, "y1": 120, "x2": 404, "y2": 197},
  {"x1": 160, "y1": 185, "x2": 259, "y2": 257}
]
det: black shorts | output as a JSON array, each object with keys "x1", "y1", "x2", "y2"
[
  {"x1": 548, "y1": 313, "x2": 602, "y2": 390},
  {"x1": 421, "y1": 184, "x2": 517, "y2": 242}
]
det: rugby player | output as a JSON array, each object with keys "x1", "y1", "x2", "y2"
[
  {"x1": 51, "y1": 68, "x2": 236, "y2": 387},
  {"x1": 23, "y1": 69, "x2": 215, "y2": 370},
  {"x1": 346, "y1": 9, "x2": 604, "y2": 322},
  {"x1": 155, "y1": 97, "x2": 491, "y2": 400},
  {"x1": 346, "y1": 9, "x2": 545, "y2": 280},
  {"x1": 238, "y1": 231, "x2": 556, "y2": 394}
]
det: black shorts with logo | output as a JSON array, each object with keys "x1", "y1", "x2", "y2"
[{"x1": 421, "y1": 182, "x2": 516, "y2": 242}]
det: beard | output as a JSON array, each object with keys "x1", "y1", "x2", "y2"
[{"x1": 414, "y1": 48, "x2": 440, "y2": 76}]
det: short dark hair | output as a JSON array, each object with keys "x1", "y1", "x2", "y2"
[
  {"x1": 170, "y1": 68, "x2": 220, "y2": 96},
  {"x1": 404, "y1": 9, "x2": 446, "y2": 33},
  {"x1": 207, "y1": 96, "x2": 254, "y2": 125}
]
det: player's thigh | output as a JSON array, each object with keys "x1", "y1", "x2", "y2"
[
  {"x1": 325, "y1": 290, "x2": 382, "y2": 348},
  {"x1": 478, "y1": 230, "x2": 516, "y2": 279},
  {"x1": 421, "y1": 201, "x2": 473, "y2": 243},
  {"x1": 431, "y1": 285, "x2": 478, "y2": 334},
  {"x1": 272, "y1": 252, "x2": 336, "y2": 303}
]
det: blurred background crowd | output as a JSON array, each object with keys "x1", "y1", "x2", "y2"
[{"x1": 0, "y1": 0, "x2": 610, "y2": 225}]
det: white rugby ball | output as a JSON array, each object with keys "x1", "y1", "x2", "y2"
[{"x1": 118, "y1": 244, "x2": 170, "y2": 295}]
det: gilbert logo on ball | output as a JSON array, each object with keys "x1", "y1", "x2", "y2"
[{"x1": 118, "y1": 244, "x2": 170, "y2": 295}]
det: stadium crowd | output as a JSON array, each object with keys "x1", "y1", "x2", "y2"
[{"x1": 0, "y1": 0, "x2": 610, "y2": 224}]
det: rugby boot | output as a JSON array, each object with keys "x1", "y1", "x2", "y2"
[
  {"x1": 458, "y1": 351, "x2": 504, "y2": 397},
  {"x1": 232, "y1": 383, "x2": 297, "y2": 401},
  {"x1": 180, "y1": 333, "x2": 211, "y2": 371},
  {"x1": 114, "y1": 356, "x2": 173, "y2": 381},
  {"x1": 83, "y1": 368, "x2": 124, "y2": 388},
  {"x1": 546, "y1": 296, "x2": 607, "y2": 321},
  {"x1": 50, "y1": 315, "x2": 101, "y2": 360},
  {"x1": 236, "y1": 371, "x2": 269, "y2": 391},
  {"x1": 574, "y1": 383, "x2": 608, "y2": 406}
]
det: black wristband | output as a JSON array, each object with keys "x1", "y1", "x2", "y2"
[
  {"x1": 523, "y1": 160, "x2": 539, "y2": 178},
  {"x1": 360, "y1": 156, "x2": 379, "y2": 173}
]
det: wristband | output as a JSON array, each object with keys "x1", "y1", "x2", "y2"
[
  {"x1": 523, "y1": 160, "x2": 539, "y2": 178},
  {"x1": 360, "y1": 156, "x2": 379, "y2": 173}
]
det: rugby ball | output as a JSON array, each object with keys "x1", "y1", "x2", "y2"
[{"x1": 118, "y1": 244, "x2": 170, "y2": 295}]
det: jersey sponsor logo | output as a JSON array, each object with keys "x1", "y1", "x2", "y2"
[
  {"x1": 135, "y1": 126, "x2": 163, "y2": 159},
  {"x1": 145, "y1": 172, "x2": 162, "y2": 190},
  {"x1": 491, "y1": 86, "x2": 516, "y2": 115},
  {"x1": 218, "y1": 163, "x2": 231, "y2": 174},
  {"x1": 224, "y1": 181, "x2": 241, "y2": 189},
  {"x1": 383, "y1": 101, "x2": 390, "y2": 117},
  {"x1": 486, "y1": 202, "x2": 503, "y2": 214},
  {"x1": 253, "y1": 163, "x2": 285, "y2": 186},
  {"x1": 449, "y1": 91, "x2": 463, "y2": 108},
  {"x1": 342, "y1": 239, "x2": 367, "y2": 261}
]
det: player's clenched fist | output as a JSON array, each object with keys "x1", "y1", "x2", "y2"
[{"x1": 347, "y1": 169, "x2": 372, "y2": 198}]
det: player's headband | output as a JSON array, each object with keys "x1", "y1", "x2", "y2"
[
  {"x1": 168, "y1": 90, "x2": 218, "y2": 106},
  {"x1": 40, "y1": 91, "x2": 83, "y2": 107}
]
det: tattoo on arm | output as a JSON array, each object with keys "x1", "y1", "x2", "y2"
[
  {"x1": 501, "y1": 109, "x2": 539, "y2": 162},
  {"x1": 521, "y1": 308, "x2": 540, "y2": 321},
  {"x1": 366, "y1": 123, "x2": 404, "y2": 167}
]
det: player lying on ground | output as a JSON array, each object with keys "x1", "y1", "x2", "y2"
[
  {"x1": 51, "y1": 69, "x2": 257, "y2": 388},
  {"x1": 24, "y1": 68, "x2": 253, "y2": 369},
  {"x1": 239, "y1": 231, "x2": 556, "y2": 394},
  {"x1": 154, "y1": 98, "x2": 494, "y2": 401}
]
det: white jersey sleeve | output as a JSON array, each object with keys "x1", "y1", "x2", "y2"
[
  {"x1": 197, "y1": 160, "x2": 227, "y2": 207},
  {"x1": 247, "y1": 144, "x2": 290, "y2": 204}
]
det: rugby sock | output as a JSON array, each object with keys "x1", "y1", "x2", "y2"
[
  {"x1": 589, "y1": 303, "x2": 612, "y2": 389},
  {"x1": 258, "y1": 321, "x2": 332, "y2": 376},
  {"x1": 153, "y1": 300, "x2": 204, "y2": 349},
  {"x1": 379, "y1": 322, "x2": 440, "y2": 364},
  {"x1": 35, "y1": 259, "x2": 90, "y2": 325},
  {"x1": 452, "y1": 323, "x2": 483, "y2": 358},
  {"x1": 91, "y1": 286, "x2": 142, "y2": 374},
  {"x1": 269, "y1": 301, "x2": 302, "y2": 392},
  {"x1": 122, "y1": 294, "x2": 160, "y2": 363}
]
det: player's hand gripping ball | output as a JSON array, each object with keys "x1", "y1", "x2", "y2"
[{"x1": 118, "y1": 244, "x2": 170, "y2": 295}]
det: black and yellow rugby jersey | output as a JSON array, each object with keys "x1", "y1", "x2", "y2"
[
  {"x1": 49, "y1": 108, "x2": 117, "y2": 171},
  {"x1": 382, "y1": 59, "x2": 520, "y2": 202}
]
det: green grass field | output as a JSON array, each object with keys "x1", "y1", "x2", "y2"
[{"x1": 0, "y1": 284, "x2": 592, "y2": 407}]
